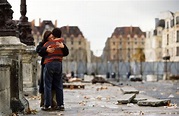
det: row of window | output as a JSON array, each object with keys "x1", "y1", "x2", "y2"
[
  {"x1": 166, "y1": 31, "x2": 179, "y2": 45},
  {"x1": 70, "y1": 41, "x2": 81, "y2": 45},
  {"x1": 112, "y1": 41, "x2": 145, "y2": 45}
]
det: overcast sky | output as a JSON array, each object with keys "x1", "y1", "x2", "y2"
[{"x1": 8, "y1": 0, "x2": 179, "y2": 56}]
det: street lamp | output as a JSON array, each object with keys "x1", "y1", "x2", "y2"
[
  {"x1": 18, "y1": 0, "x2": 34, "y2": 45},
  {"x1": 0, "y1": 0, "x2": 17, "y2": 36}
]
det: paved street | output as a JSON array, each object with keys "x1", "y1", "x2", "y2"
[{"x1": 18, "y1": 80, "x2": 179, "y2": 116}]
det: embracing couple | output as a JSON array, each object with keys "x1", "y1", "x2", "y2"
[{"x1": 36, "y1": 28, "x2": 69, "y2": 111}]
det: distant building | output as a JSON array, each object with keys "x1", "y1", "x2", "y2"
[
  {"x1": 60, "y1": 26, "x2": 91, "y2": 73},
  {"x1": 31, "y1": 19, "x2": 56, "y2": 46},
  {"x1": 145, "y1": 11, "x2": 179, "y2": 62},
  {"x1": 160, "y1": 11, "x2": 179, "y2": 62},
  {"x1": 144, "y1": 19, "x2": 163, "y2": 62},
  {"x1": 103, "y1": 26, "x2": 146, "y2": 62}
]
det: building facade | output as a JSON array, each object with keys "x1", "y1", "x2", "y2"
[
  {"x1": 60, "y1": 26, "x2": 91, "y2": 74},
  {"x1": 161, "y1": 11, "x2": 179, "y2": 62},
  {"x1": 145, "y1": 11, "x2": 179, "y2": 62},
  {"x1": 103, "y1": 26, "x2": 146, "y2": 62}
]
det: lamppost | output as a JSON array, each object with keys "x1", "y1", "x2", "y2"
[
  {"x1": 18, "y1": 0, "x2": 34, "y2": 45},
  {"x1": 0, "y1": 0, "x2": 17, "y2": 36}
]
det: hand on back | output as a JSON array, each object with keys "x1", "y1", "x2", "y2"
[
  {"x1": 47, "y1": 45, "x2": 55, "y2": 53},
  {"x1": 56, "y1": 42, "x2": 64, "y2": 48}
]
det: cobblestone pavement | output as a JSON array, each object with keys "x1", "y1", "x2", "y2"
[{"x1": 19, "y1": 81, "x2": 179, "y2": 116}]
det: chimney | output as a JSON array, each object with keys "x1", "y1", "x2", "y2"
[
  {"x1": 155, "y1": 18, "x2": 159, "y2": 29},
  {"x1": 130, "y1": 25, "x2": 132, "y2": 34},
  {"x1": 55, "y1": 20, "x2": 57, "y2": 27},
  {"x1": 39, "y1": 18, "x2": 41, "y2": 26},
  {"x1": 66, "y1": 25, "x2": 69, "y2": 33}
]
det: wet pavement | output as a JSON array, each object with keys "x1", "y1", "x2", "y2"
[{"x1": 17, "y1": 80, "x2": 179, "y2": 116}]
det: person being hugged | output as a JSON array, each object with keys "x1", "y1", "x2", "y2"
[{"x1": 42, "y1": 28, "x2": 69, "y2": 111}]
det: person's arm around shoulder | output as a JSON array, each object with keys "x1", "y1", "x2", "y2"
[
  {"x1": 36, "y1": 42, "x2": 47, "y2": 57},
  {"x1": 56, "y1": 42, "x2": 69, "y2": 56},
  {"x1": 36, "y1": 41, "x2": 55, "y2": 57},
  {"x1": 62, "y1": 44, "x2": 69, "y2": 56}
]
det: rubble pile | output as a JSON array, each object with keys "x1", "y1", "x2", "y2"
[{"x1": 117, "y1": 86, "x2": 171, "y2": 107}]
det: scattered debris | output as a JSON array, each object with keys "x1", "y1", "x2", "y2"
[
  {"x1": 117, "y1": 87, "x2": 172, "y2": 107},
  {"x1": 137, "y1": 99, "x2": 171, "y2": 107},
  {"x1": 117, "y1": 94, "x2": 136, "y2": 104},
  {"x1": 79, "y1": 101, "x2": 87, "y2": 106},
  {"x1": 139, "y1": 111, "x2": 144, "y2": 115},
  {"x1": 63, "y1": 83, "x2": 85, "y2": 89},
  {"x1": 129, "y1": 75, "x2": 142, "y2": 81},
  {"x1": 96, "y1": 95, "x2": 102, "y2": 100},
  {"x1": 25, "y1": 108, "x2": 37, "y2": 115},
  {"x1": 164, "y1": 103, "x2": 177, "y2": 109},
  {"x1": 84, "y1": 96, "x2": 90, "y2": 99},
  {"x1": 96, "y1": 86, "x2": 108, "y2": 91},
  {"x1": 68, "y1": 78, "x2": 82, "y2": 83},
  {"x1": 169, "y1": 75, "x2": 179, "y2": 80},
  {"x1": 91, "y1": 76, "x2": 109, "y2": 84}
]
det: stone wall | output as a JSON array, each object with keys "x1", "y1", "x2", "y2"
[
  {"x1": 0, "y1": 36, "x2": 38, "y2": 115},
  {"x1": 22, "y1": 46, "x2": 38, "y2": 95},
  {"x1": 0, "y1": 57, "x2": 11, "y2": 115}
]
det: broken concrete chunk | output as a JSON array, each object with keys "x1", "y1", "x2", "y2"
[
  {"x1": 117, "y1": 94, "x2": 136, "y2": 104},
  {"x1": 132, "y1": 94, "x2": 155, "y2": 103},
  {"x1": 132, "y1": 97, "x2": 147, "y2": 103},
  {"x1": 137, "y1": 99, "x2": 171, "y2": 107},
  {"x1": 120, "y1": 86, "x2": 139, "y2": 94}
]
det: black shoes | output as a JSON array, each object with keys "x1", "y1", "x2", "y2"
[
  {"x1": 56, "y1": 105, "x2": 65, "y2": 111},
  {"x1": 41, "y1": 106, "x2": 52, "y2": 111},
  {"x1": 41, "y1": 105, "x2": 65, "y2": 111}
]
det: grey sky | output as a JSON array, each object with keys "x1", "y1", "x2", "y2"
[{"x1": 8, "y1": 0, "x2": 179, "y2": 56}]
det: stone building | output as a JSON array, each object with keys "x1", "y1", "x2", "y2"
[
  {"x1": 144, "y1": 19, "x2": 163, "y2": 62},
  {"x1": 145, "y1": 11, "x2": 179, "y2": 62},
  {"x1": 60, "y1": 26, "x2": 91, "y2": 74},
  {"x1": 103, "y1": 26, "x2": 146, "y2": 62},
  {"x1": 160, "y1": 11, "x2": 179, "y2": 62}
]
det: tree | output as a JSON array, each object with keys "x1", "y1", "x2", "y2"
[
  {"x1": 132, "y1": 48, "x2": 145, "y2": 62},
  {"x1": 132, "y1": 48, "x2": 145, "y2": 75}
]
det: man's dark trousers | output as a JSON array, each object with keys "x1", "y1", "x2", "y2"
[{"x1": 43, "y1": 61, "x2": 64, "y2": 107}]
